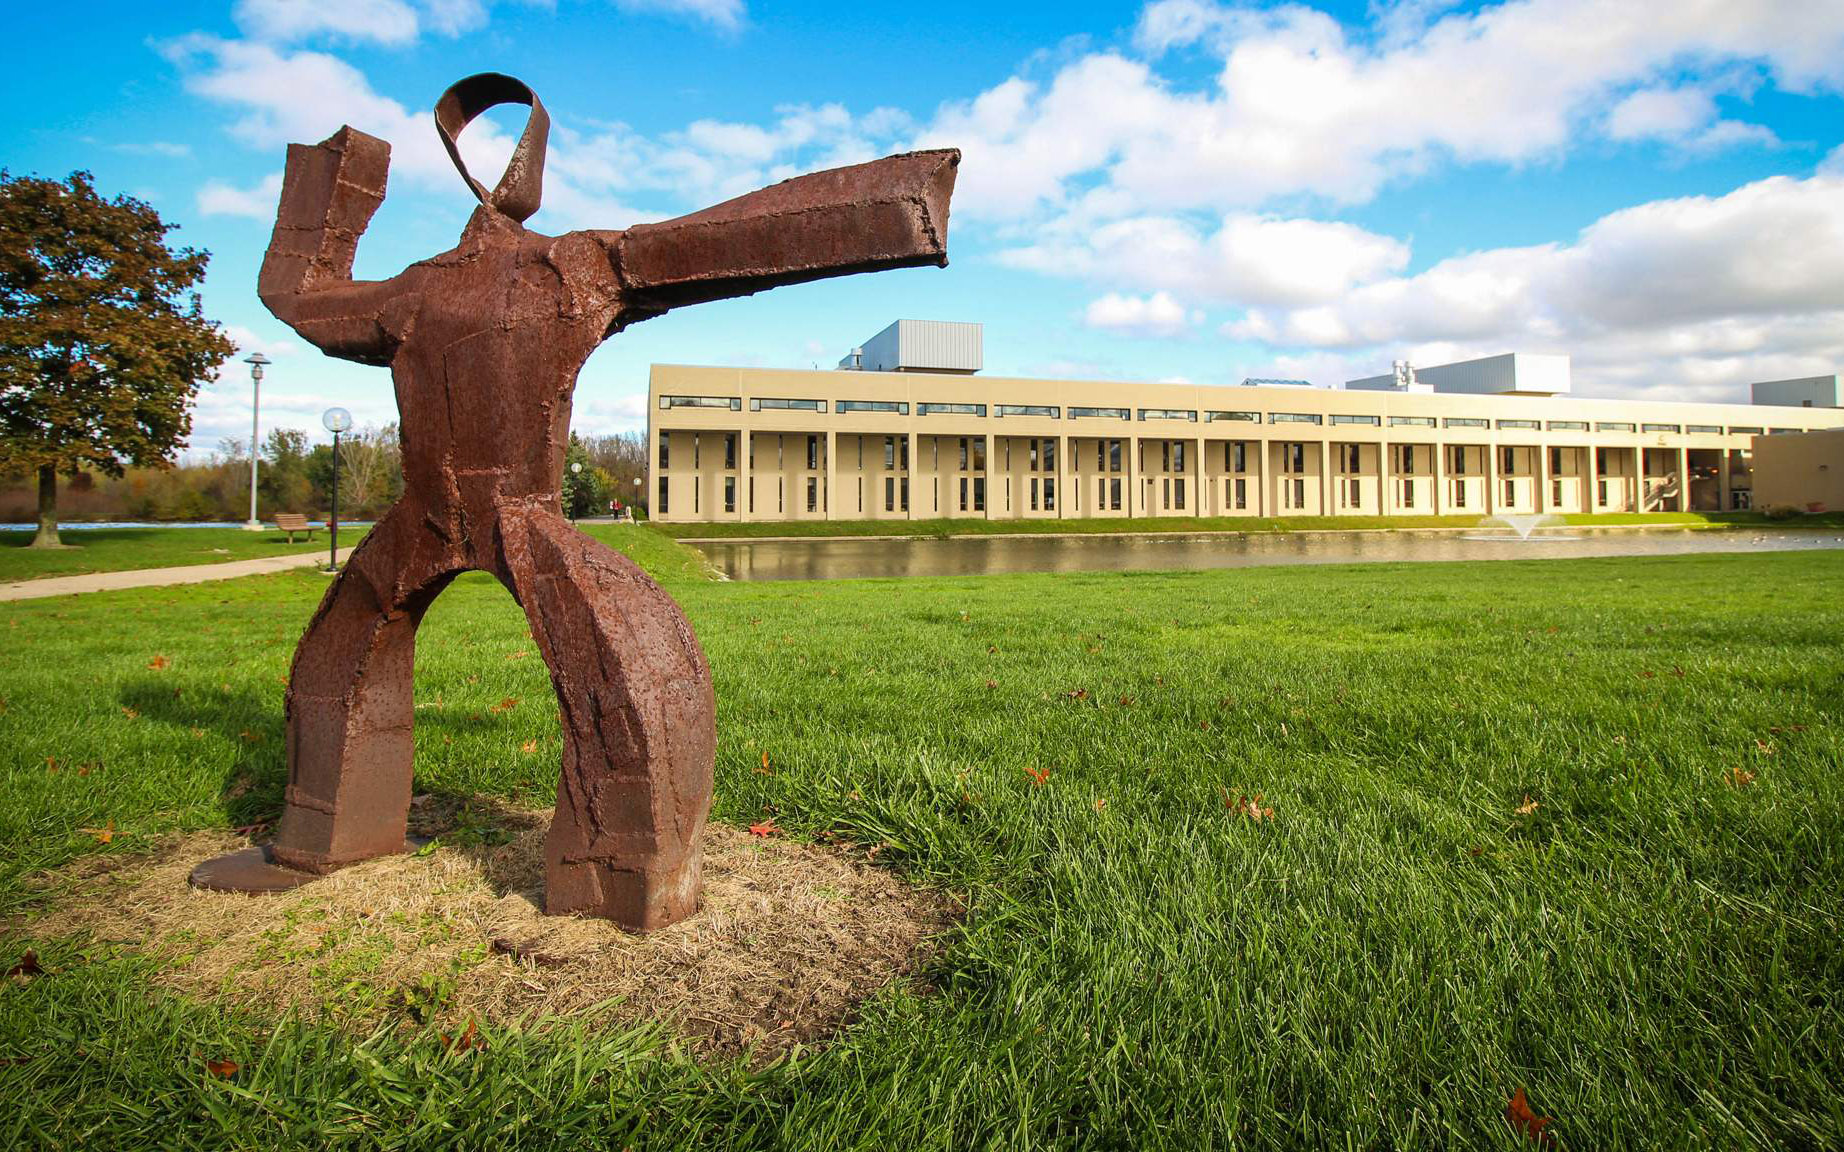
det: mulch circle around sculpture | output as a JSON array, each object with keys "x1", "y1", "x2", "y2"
[{"x1": 17, "y1": 799, "x2": 956, "y2": 1060}]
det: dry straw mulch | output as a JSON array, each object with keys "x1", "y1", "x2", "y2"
[{"x1": 13, "y1": 798, "x2": 955, "y2": 1059}]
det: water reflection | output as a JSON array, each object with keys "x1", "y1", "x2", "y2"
[{"x1": 694, "y1": 529, "x2": 1844, "y2": 582}]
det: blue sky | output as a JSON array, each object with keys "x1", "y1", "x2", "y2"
[{"x1": 6, "y1": 0, "x2": 1844, "y2": 450}]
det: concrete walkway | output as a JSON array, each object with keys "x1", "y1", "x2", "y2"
[{"x1": 0, "y1": 546, "x2": 357, "y2": 602}]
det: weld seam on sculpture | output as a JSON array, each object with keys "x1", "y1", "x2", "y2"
[{"x1": 188, "y1": 74, "x2": 957, "y2": 930}]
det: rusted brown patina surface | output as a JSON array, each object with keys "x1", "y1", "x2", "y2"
[{"x1": 190, "y1": 73, "x2": 957, "y2": 930}]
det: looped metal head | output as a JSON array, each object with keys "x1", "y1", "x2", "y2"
[{"x1": 434, "y1": 73, "x2": 550, "y2": 223}]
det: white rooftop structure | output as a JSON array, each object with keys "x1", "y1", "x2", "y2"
[
  {"x1": 838, "y1": 320, "x2": 982, "y2": 375},
  {"x1": 1750, "y1": 375, "x2": 1841, "y2": 408},
  {"x1": 1347, "y1": 353, "x2": 1570, "y2": 396}
]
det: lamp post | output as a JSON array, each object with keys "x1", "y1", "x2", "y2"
[
  {"x1": 569, "y1": 461, "x2": 583, "y2": 525},
  {"x1": 242, "y1": 353, "x2": 271, "y2": 531},
  {"x1": 322, "y1": 407, "x2": 352, "y2": 571},
  {"x1": 633, "y1": 476, "x2": 642, "y2": 521}
]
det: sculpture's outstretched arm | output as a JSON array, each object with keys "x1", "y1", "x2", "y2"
[
  {"x1": 258, "y1": 127, "x2": 413, "y2": 366},
  {"x1": 594, "y1": 148, "x2": 959, "y2": 325}
]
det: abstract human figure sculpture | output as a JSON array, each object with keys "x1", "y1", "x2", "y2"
[{"x1": 190, "y1": 73, "x2": 958, "y2": 930}]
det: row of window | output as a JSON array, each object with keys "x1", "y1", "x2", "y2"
[{"x1": 662, "y1": 395, "x2": 1800, "y2": 437}]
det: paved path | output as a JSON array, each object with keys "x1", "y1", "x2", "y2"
[{"x1": 0, "y1": 546, "x2": 357, "y2": 602}]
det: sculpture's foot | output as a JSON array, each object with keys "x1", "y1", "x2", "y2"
[
  {"x1": 189, "y1": 839, "x2": 427, "y2": 894},
  {"x1": 544, "y1": 849, "x2": 702, "y2": 933}
]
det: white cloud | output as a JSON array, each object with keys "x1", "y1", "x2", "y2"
[
  {"x1": 1227, "y1": 172, "x2": 1844, "y2": 400},
  {"x1": 232, "y1": 0, "x2": 422, "y2": 45},
  {"x1": 612, "y1": 0, "x2": 746, "y2": 33},
  {"x1": 197, "y1": 172, "x2": 283, "y2": 218},
  {"x1": 223, "y1": 325, "x2": 305, "y2": 360},
  {"x1": 1605, "y1": 85, "x2": 1776, "y2": 153},
  {"x1": 1084, "y1": 291, "x2": 1200, "y2": 338}
]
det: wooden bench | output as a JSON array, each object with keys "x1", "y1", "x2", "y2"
[{"x1": 273, "y1": 514, "x2": 317, "y2": 543}]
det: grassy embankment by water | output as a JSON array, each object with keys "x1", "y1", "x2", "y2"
[
  {"x1": 659, "y1": 509, "x2": 1844, "y2": 540},
  {"x1": 1, "y1": 523, "x2": 1841, "y2": 1148},
  {"x1": 0, "y1": 525, "x2": 373, "y2": 583}
]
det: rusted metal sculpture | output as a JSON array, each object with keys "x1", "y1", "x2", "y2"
[{"x1": 190, "y1": 73, "x2": 958, "y2": 930}]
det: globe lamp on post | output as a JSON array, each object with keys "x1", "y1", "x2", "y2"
[
  {"x1": 242, "y1": 353, "x2": 271, "y2": 531},
  {"x1": 569, "y1": 460, "x2": 583, "y2": 525},
  {"x1": 322, "y1": 407, "x2": 353, "y2": 571}
]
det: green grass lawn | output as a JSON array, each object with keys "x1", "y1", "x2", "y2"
[
  {"x1": 2, "y1": 528, "x2": 1841, "y2": 1148},
  {"x1": 0, "y1": 525, "x2": 372, "y2": 583},
  {"x1": 659, "y1": 509, "x2": 1844, "y2": 540}
]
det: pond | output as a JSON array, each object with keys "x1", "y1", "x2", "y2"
[{"x1": 692, "y1": 528, "x2": 1844, "y2": 582}]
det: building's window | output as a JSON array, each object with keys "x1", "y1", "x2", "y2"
[
  {"x1": 806, "y1": 477, "x2": 818, "y2": 512},
  {"x1": 1548, "y1": 420, "x2": 1589, "y2": 431},
  {"x1": 1346, "y1": 478, "x2": 1360, "y2": 507},
  {"x1": 1687, "y1": 424, "x2": 1721, "y2": 434},
  {"x1": 658, "y1": 432, "x2": 670, "y2": 470},
  {"x1": 1044, "y1": 477, "x2": 1056, "y2": 512},
  {"x1": 748, "y1": 476, "x2": 754, "y2": 513},
  {"x1": 693, "y1": 433, "x2": 701, "y2": 469},
  {"x1": 1028, "y1": 440, "x2": 1040, "y2": 473},
  {"x1": 1769, "y1": 427, "x2": 1801, "y2": 435},
  {"x1": 1139, "y1": 408, "x2": 1197, "y2": 422},
  {"x1": 1331, "y1": 414, "x2": 1380, "y2": 426},
  {"x1": 901, "y1": 476, "x2": 909, "y2": 511},
  {"x1": 693, "y1": 478, "x2": 700, "y2": 514},
  {"x1": 1642, "y1": 423, "x2": 1680, "y2": 434},
  {"x1": 1285, "y1": 443, "x2": 1305, "y2": 473},
  {"x1": 1389, "y1": 416, "x2": 1435, "y2": 427},
  {"x1": 1450, "y1": 446, "x2": 1467, "y2": 475},
  {"x1": 1552, "y1": 478, "x2": 1562, "y2": 506},
  {"x1": 1598, "y1": 478, "x2": 1608, "y2": 506},
  {"x1": 1234, "y1": 477, "x2": 1247, "y2": 509},
  {"x1": 1401, "y1": 478, "x2": 1414, "y2": 508},
  {"x1": 659, "y1": 395, "x2": 741, "y2": 410},
  {"x1": 1454, "y1": 480, "x2": 1466, "y2": 509},
  {"x1": 973, "y1": 477, "x2": 986, "y2": 511},
  {"x1": 1597, "y1": 421, "x2": 1636, "y2": 433},
  {"x1": 973, "y1": 438, "x2": 987, "y2": 470},
  {"x1": 1030, "y1": 478, "x2": 1040, "y2": 511},
  {"x1": 778, "y1": 477, "x2": 785, "y2": 513},
  {"x1": 1206, "y1": 410, "x2": 1260, "y2": 423},
  {"x1": 1270, "y1": 412, "x2": 1323, "y2": 425},
  {"x1": 750, "y1": 397, "x2": 826, "y2": 412},
  {"x1": 837, "y1": 400, "x2": 909, "y2": 415},
  {"x1": 1173, "y1": 441, "x2": 1187, "y2": 473},
  {"x1": 1345, "y1": 444, "x2": 1361, "y2": 472},
  {"x1": 1004, "y1": 439, "x2": 1012, "y2": 471},
  {"x1": 1108, "y1": 439, "x2": 1122, "y2": 473},
  {"x1": 1071, "y1": 406, "x2": 1131, "y2": 420},
  {"x1": 723, "y1": 476, "x2": 736, "y2": 513},
  {"x1": 1549, "y1": 447, "x2": 1563, "y2": 474},
  {"x1": 657, "y1": 476, "x2": 669, "y2": 515},
  {"x1": 918, "y1": 402, "x2": 987, "y2": 417},
  {"x1": 1289, "y1": 477, "x2": 1306, "y2": 508},
  {"x1": 1503, "y1": 479, "x2": 1514, "y2": 505},
  {"x1": 1595, "y1": 448, "x2": 1608, "y2": 473},
  {"x1": 1728, "y1": 426, "x2": 1763, "y2": 436},
  {"x1": 884, "y1": 436, "x2": 896, "y2": 471},
  {"x1": 1399, "y1": 445, "x2": 1415, "y2": 472},
  {"x1": 958, "y1": 438, "x2": 970, "y2": 471},
  {"x1": 1229, "y1": 442, "x2": 1246, "y2": 473},
  {"x1": 883, "y1": 476, "x2": 893, "y2": 512},
  {"x1": 1497, "y1": 419, "x2": 1540, "y2": 430},
  {"x1": 1444, "y1": 417, "x2": 1488, "y2": 428},
  {"x1": 1174, "y1": 478, "x2": 1187, "y2": 510},
  {"x1": 807, "y1": 435, "x2": 820, "y2": 471},
  {"x1": 1043, "y1": 438, "x2": 1057, "y2": 472},
  {"x1": 748, "y1": 436, "x2": 755, "y2": 468},
  {"x1": 1501, "y1": 447, "x2": 1515, "y2": 474},
  {"x1": 724, "y1": 434, "x2": 736, "y2": 470},
  {"x1": 997, "y1": 404, "x2": 1058, "y2": 418},
  {"x1": 959, "y1": 478, "x2": 968, "y2": 512}
]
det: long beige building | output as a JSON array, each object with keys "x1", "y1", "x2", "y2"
[{"x1": 647, "y1": 336, "x2": 1844, "y2": 525}]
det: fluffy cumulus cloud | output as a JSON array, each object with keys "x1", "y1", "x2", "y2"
[
  {"x1": 1227, "y1": 172, "x2": 1844, "y2": 400},
  {"x1": 230, "y1": 0, "x2": 490, "y2": 45},
  {"x1": 612, "y1": 0, "x2": 745, "y2": 33},
  {"x1": 1084, "y1": 291, "x2": 1200, "y2": 338},
  {"x1": 197, "y1": 172, "x2": 282, "y2": 218}
]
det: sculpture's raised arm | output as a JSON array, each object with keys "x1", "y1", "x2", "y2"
[
  {"x1": 602, "y1": 148, "x2": 959, "y2": 323},
  {"x1": 257, "y1": 127, "x2": 411, "y2": 366}
]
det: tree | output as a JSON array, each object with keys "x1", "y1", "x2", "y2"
[
  {"x1": 0, "y1": 171, "x2": 234, "y2": 546},
  {"x1": 563, "y1": 432, "x2": 614, "y2": 519},
  {"x1": 335, "y1": 422, "x2": 401, "y2": 516},
  {"x1": 260, "y1": 427, "x2": 311, "y2": 514}
]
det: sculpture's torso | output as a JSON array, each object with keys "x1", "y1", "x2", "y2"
[{"x1": 388, "y1": 209, "x2": 622, "y2": 517}]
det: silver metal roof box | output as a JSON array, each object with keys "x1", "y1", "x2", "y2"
[{"x1": 840, "y1": 320, "x2": 982, "y2": 374}]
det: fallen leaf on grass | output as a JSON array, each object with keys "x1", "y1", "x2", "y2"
[
  {"x1": 489, "y1": 697, "x2": 518, "y2": 715},
  {"x1": 80, "y1": 821, "x2": 115, "y2": 845},
  {"x1": 1514, "y1": 795, "x2": 1540, "y2": 817},
  {"x1": 520, "y1": 740, "x2": 538, "y2": 755},
  {"x1": 756, "y1": 750, "x2": 773, "y2": 775},
  {"x1": 440, "y1": 1018, "x2": 484, "y2": 1053},
  {"x1": 1726, "y1": 765, "x2": 1757, "y2": 788},
  {"x1": 1119, "y1": 695, "x2": 1135, "y2": 707},
  {"x1": 1220, "y1": 787, "x2": 1273, "y2": 822},
  {"x1": 504, "y1": 650, "x2": 528, "y2": 661},
  {"x1": 1064, "y1": 688, "x2": 1088, "y2": 701},
  {"x1": 1504, "y1": 1088, "x2": 1556, "y2": 1146},
  {"x1": 748, "y1": 820, "x2": 777, "y2": 838},
  {"x1": 147, "y1": 655, "x2": 169, "y2": 671},
  {"x1": 1023, "y1": 766, "x2": 1050, "y2": 787},
  {"x1": 203, "y1": 1058, "x2": 240, "y2": 1078},
  {"x1": 120, "y1": 707, "x2": 139, "y2": 720},
  {"x1": 1768, "y1": 724, "x2": 1807, "y2": 734},
  {"x1": 985, "y1": 679, "x2": 998, "y2": 689},
  {"x1": 4, "y1": 949, "x2": 42, "y2": 980},
  {"x1": 239, "y1": 730, "x2": 263, "y2": 744},
  {"x1": 1093, "y1": 798, "x2": 1108, "y2": 812},
  {"x1": 1754, "y1": 739, "x2": 1775, "y2": 756}
]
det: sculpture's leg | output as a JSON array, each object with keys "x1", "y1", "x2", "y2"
[{"x1": 497, "y1": 508, "x2": 715, "y2": 931}]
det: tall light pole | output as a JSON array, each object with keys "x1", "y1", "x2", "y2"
[
  {"x1": 569, "y1": 461, "x2": 583, "y2": 525},
  {"x1": 243, "y1": 353, "x2": 271, "y2": 530},
  {"x1": 633, "y1": 476, "x2": 642, "y2": 521},
  {"x1": 322, "y1": 407, "x2": 352, "y2": 571}
]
